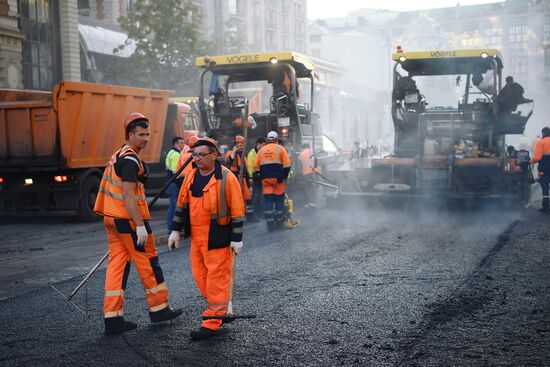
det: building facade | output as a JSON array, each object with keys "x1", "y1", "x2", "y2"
[{"x1": 0, "y1": 0, "x2": 80, "y2": 91}]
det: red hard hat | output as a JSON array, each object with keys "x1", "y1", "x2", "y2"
[
  {"x1": 235, "y1": 135, "x2": 245, "y2": 143},
  {"x1": 124, "y1": 112, "x2": 149, "y2": 139},
  {"x1": 188, "y1": 135, "x2": 199, "y2": 148}
]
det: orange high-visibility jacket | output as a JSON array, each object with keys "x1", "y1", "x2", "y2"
[
  {"x1": 254, "y1": 143, "x2": 291, "y2": 182},
  {"x1": 176, "y1": 151, "x2": 194, "y2": 178},
  {"x1": 94, "y1": 145, "x2": 151, "y2": 220},
  {"x1": 172, "y1": 161, "x2": 245, "y2": 249},
  {"x1": 533, "y1": 136, "x2": 550, "y2": 173},
  {"x1": 225, "y1": 150, "x2": 250, "y2": 181},
  {"x1": 298, "y1": 148, "x2": 320, "y2": 176}
]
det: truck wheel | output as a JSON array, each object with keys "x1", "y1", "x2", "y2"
[{"x1": 78, "y1": 175, "x2": 100, "y2": 222}]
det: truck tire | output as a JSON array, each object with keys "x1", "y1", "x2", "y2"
[{"x1": 78, "y1": 175, "x2": 101, "y2": 222}]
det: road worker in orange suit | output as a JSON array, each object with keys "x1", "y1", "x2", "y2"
[
  {"x1": 531, "y1": 127, "x2": 550, "y2": 212},
  {"x1": 298, "y1": 143, "x2": 320, "y2": 208},
  {"x1": 225, "y1": 135, "x2": 255, "y2": 221},
  {"x1": 254, "y1": 131, "x2": 292, "y2": 231},
  {"x1": 175, "y1": 134, "x2": 199, "y2": 186},
  {"x1": 93, "y1": 112, "x2": 182, "y2": 335},
  {"x1": 167, "y1": 137, "x2": 245, "y2": 339}
]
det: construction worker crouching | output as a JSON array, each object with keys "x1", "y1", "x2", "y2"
[
  {"x1": 531, "y1": 127, "x2": 550, "y2": 212},
  {"x1": 254, "y1": 131, "x2": 291, "y2": 231},
  {"x1": 225, "y1": 135, "x2": 255, "y2": 222},
  {"x1": 93, "y1": 112, "x2": 182, "y2": 335},
  {"x1": 168, "y1": 137, "x2": 245, "y2": 339}
]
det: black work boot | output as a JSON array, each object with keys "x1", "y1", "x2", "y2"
[
  {"x1": 190, "y1": 327, "x2": 218, "y2": 340},
  {"x1": 275, "y1": 220, "x2": 284, "y2": 231},
  {"x1": 104, "y1": 317, "x2": 137, "y2": 335},
  {"x1": 541, "y1": 197, "x2": 550, "y2": 212},
  {"x1": 149, "y1": 307, "x2": 183, "y2": 323}
]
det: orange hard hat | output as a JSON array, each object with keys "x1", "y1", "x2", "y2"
[
  {"x1": 235, "y1": 135, "x2": 245, "y2": 143},
  {"x1": 124, "y1": 112, "x2": 149, "y2": 139},
  {"x1": 188, "y1": 135, "x2": 199, "y2": 148}
]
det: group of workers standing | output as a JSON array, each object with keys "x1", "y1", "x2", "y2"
[{"x1": 92, "y1": 112, "x2": 317, "y2": 339}]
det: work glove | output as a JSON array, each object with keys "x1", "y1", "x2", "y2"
[
  {"x1": 230, "y1": 241, "x2": 243, "y2": 255},
  {"x1": 136, "y1": 225, "x2": 148, "y2": 247},
  {"x1": 168, "y1": 230, "x2": 180, "y2": 251}
]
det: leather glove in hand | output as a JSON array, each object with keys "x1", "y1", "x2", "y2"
[
  {"x1": 136, "y1": 225, "x2": 148, "y2": 247},
  {"x1": 168, "y1": 230, "x2": 180, "y2": 251},
  {"x1": 230, "y1": 241, "x2": 243, "y2": 255}
]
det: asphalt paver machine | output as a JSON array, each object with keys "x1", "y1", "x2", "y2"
[{"x1": 325, "y1": 48, "x2": 534, "y2": 205}]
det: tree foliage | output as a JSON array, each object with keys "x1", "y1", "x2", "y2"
[{"x1": 115, "y1": 0, "x2": 210, "y2": 94}]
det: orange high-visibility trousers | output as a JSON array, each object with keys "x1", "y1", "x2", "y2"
[
  {"x1": 189, "y1": 194, "x2": 234, "y2": 331},
  {"x1": 261, "y1": 177, "x2": 286, "y2": 195},
  {"x1": 103, "y1": 217, "x2": 169, "y2": 318}
]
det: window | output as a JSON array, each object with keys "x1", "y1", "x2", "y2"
[
  {"x1": 545, "y1": 15, "x2": 550, "y2": 39},
  {"x1": 77, "y1": 0, "x2": 90, "y2": 15},
  {"x1": 266, "y1": 31, "x2": 277, "y2": 49},
  {"x1": 18, "y1": 0, "x2": 59, "y2": 90},
  {"x1": 545, "y1": 47, "x2": 550, "y2": 68},
  {"x1": 253, "y1": 1, "x2": 260, "y2": 18},
  {"x1": 228, "y1": 0, "x2": 237, "y2": 15},
  {"x1": 294, "y1": 21, "x2": 304, "y2": 36},
  {"x1": 508, "y1": 18, "x2": 527, "y2": 43},
  {"x1": 265, "y1": 9, "x2": 276, "y2": 28},
  {"x1": 281, "y1": 0, "x2": 289, "y2": 13},
  {"x1": 283, "y1": 35, "x2": 289, "y2": 49},
  {"x1": 310, "y1": 35, "x2": 321, "y2": 43},
  {"x1": 293, "y1": 2, "x2": 302, "y2": 16}
]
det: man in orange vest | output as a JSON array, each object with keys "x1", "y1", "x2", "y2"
[
  {"x1": 93, "y1": 112, "x2": 182, "y2": 335},
  {"x1": 168, "y1": 137, "x2": 245, "y2": 339},
  {"x1": 298, "y1": 143, "x2": 320, "y2": 207},
  {"x1": 532, "y1": 127, "x2": 550, "y2": 212},
  {"x1": 225, "y1": 135, "x2": 254, "y2": 221},
  {"x1": 254, "y1": 131, "x2": 292, "y2": 231}
]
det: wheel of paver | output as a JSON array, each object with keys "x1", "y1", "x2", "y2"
[{"x1": 78, "y1": 175, "x2": 101, "y2": 222}]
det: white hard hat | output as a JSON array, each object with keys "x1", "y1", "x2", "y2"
[{"x1": 267, "y1": 131, "x2": 278, "y2": 139}]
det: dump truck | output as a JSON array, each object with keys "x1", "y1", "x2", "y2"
[
  {"x1": 323, "y1": 48, "x2": 534, "y2": 205},
  {"x1": 0, "y1": 81, "x2": 200, "y2": 221},
  {"x1": 195, "y1": 51, "x2": 326, "y2": 163}
]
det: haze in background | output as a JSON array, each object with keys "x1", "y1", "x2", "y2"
[{"x1": 308, "y1": 0, "x2": 502, "y2": 19}]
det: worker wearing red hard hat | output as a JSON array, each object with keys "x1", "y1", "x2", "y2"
[{"x1": 94, "y1": 112, "x2": 182, "y2": 335}]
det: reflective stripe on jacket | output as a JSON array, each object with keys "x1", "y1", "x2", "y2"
[
  {"x1": 225, "y1": 150, "x2": 250, "y2": 180},
  {"x1": 253, "y1": 143, "x2": 291, "y2": 180},
  {"x1": 94, "y1": 145, "x2": 151, "y2": 220},
  {"x1": 172, "y1": 161, "x2": 245, "y2": 250}
]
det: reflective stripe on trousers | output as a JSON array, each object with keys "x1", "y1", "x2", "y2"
[
  {"x1": 103, "y1": 217, "x2": 168, "y2": 318},
  {"x1": 189, "y1": 194, "x2": 233, "y2": 331}
]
